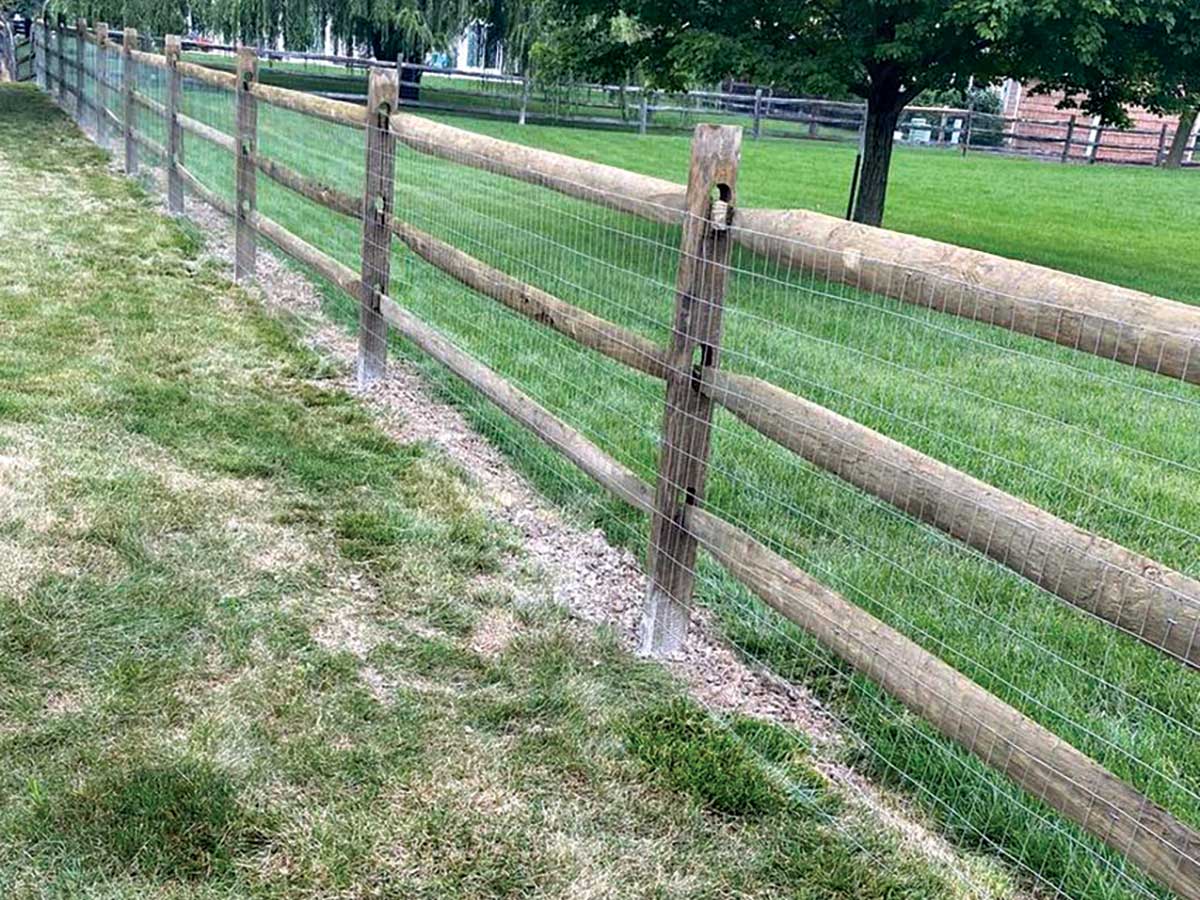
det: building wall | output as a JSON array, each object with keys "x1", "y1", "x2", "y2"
[{"x1": 1002, "y1": 81, "x2": 1197, "y2": 164}]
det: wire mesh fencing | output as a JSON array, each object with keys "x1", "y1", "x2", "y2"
[{"x1": 37, "y1": 22, "x2": 1200, "y2": 900}]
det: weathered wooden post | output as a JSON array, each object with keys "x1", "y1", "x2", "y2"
[
  {"x1": 751, "y1": 88, "x2": 762, "y2": 140},
  {"x1": 234, "y1": 47, "x2": 258, "y2": 282},
  {"x1": 357, "y1": 67, "x2": 399, "y2": 387},
  {"x1": 165, "y1": 35, "x2": 183, "y2": 214},
  {"x1": 1090, "y1": 123, "x2": 1105, "y2": 164},
  {"x1": 55, "y1": 15, "x2": 65, "y2": 101},
  {"x1": 937, "y1": 112, "x2": 948, "y2": 144},
  {"x1": 638, "y1": 89, "x2": 649, "y2": 135},
  {"x1": 95, "y1": 23, "x2": 109, "y2": 145},
  {"x1": 74, "y1": 18, "x2": 85, "y2": 125},
  {"x1": 518, "y1": 75, "x2": 529, "y2": 126},
  {"x1": 122, "y1": 28, "x2": 137, "y2": 175},
  {"x1": 640, "y1": 124, "x2": 741, "y2": 656},
  {"x1": 1061, "y1": 114, "x2": 1076, "y2": 162},
  {"x1": 1155, "y1": 122, "x2": 1169, "y2": 166},
  {"x1": 960, "y1": 107, "x2": 974, "y2": 156}
]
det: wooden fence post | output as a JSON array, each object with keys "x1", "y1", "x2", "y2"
[
  {"x1": 95, "y1": 23, "x2": 108, "y2": 145},
  {"x1": 74, "y1": 18, "x2": 84, "y2": 123},
  {"x1": 1090, "y1": 123, "x2": 1105, "y2": 164},
  {"x1": 357, "y1": 67, "x2": 399, "y2": 387},
  {"x1": 1155, "y1": 121, "x2": 1169, "y2": 166},
  {"x1": 234, "y1": 47, "x2": 258, "y2": 282},
  {"x1": 960, "y1": 107, "x2": 974, "y2": 156},
  {"x1": 1061, "y1": 114, "x2": 1076, "y2": 163},
  {"x1": 751, "y1": 88, "x2": 762, "y2": 139},
  {"x1": 641, "y1": 124, "x2": 742, "y2": 656},
  {"x1": 638, "y1": 90, "x2": 648, "y2": 135},
  {"x1": 518, "y1": 75, "x2": 529, "y2": 126},
  {"x1": 165, "y1": 35, "x2": 183, "y2": 214},
  {"x1": 55, "y1": 15, "x2": 64, "y2": 101},
  {"x1": 122, "y1": 28, "x2": 136, "y2": 175}
]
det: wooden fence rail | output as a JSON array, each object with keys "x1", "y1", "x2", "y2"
[
  {"x1": 388, "y1": 112, "x2": 1200, "y2": 387},
  {"x1": 38, "y1": 24, "x2": 1200, "y2": 900}
]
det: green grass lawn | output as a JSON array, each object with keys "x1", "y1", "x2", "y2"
[
  {"x1": 67, "y1": 62, "x2": 1200, "y2": 900},
  {"x1": 0, "y1": 82, "x2": 994, "y2": 900}
]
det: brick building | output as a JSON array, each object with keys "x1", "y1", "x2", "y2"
[{"x1": 1000, "y1": 80, "x2": 1198, "y2": 165}]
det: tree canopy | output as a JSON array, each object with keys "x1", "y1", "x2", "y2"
[
  {"x1": 1023, "y1": 0, "x2": 1199, "y2": 167},
  {"x1": 554, "y1": 0, "x2": 1198, "y2": 222}
]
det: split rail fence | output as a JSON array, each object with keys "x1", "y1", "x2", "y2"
[{"x1": 35, "y1": 19, "x2": 1200, "y2": 900}]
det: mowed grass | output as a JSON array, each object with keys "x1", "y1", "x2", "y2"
[
  {"x1": 83, "y1": 66, "x2": 1200, "y2": 899},
  {"x1": 0, "y1": 84, "x2": 979, "y2": 899}
]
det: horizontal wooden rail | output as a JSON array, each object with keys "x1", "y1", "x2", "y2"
[
  {"x1": 388, "y1": 111, "x2": 1200, "y2": 385},
  {"x1": 177, "y1": 59, "x2": 235, "y2": 91},
  {"x1": 392, "y1": 221, "x2": 670, "y2": 380},
  {"x1": 250, "y1": 210, "x2": 362, "y2": 298},
  {"x1": 701, "y1": 368, "x2": 1200, "y2": 667},
  {"x1": 254, "y1": 153, "x2": 359, "y2": 218},
  {"x1": 130, "y1": 128, "x2": 165, "y2": 159},
  {"x1": 131, "y1": 88, "x2": 165, "y2": 117},
  {"x1": 379, "y1": 295, "x2": 655, "y2": 514},
  {"x1": 393, "y1": 218, "x2": 1199, "y2": 666},
  {"x1": 128, "y1": 47, "x2": 164, "y2": 69},
  {"x1": 155, "y1": 149, "x2": 1200, "y2": 900},
  {"x1": 249, "y1": 80, "x2": 365, "y2": 129},
  {"x1": 176, "y1": 161, "x2": 232, "y2": 216},
  {"x1": 731, "y1": 210, "x2": 1200, "y2": 385},
  {"x1": 178, "y1": 113, "x2": 235, "y2": 153},
  {"x1": 390, "y1": 112, "x2": 687, "y2": 226}
]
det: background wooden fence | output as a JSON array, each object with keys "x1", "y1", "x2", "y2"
[
  {"x1": 33, "y1": 21, "x2": 1200, "y2": 900},
  {"x1": 137, "y1": 37, "x2": 1200, "y2": 167}
]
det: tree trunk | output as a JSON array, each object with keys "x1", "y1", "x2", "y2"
[
  {"x1": 852, "y1": 78, "x2": 905, "y2": 227},
  {"x1": 1164, "y1": 105, "x2": 1198, "y2": 169}
]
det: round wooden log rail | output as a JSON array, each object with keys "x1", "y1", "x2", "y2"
[
  {"x1": 129, "y1": 128, "x2": 165, "y2": 159},
  {"x1": 702, "y1": 368, "x2": 1200, "y2": 667},
  {"x1": 130, "y1": 87, "x2": 165, "y2": 117},
  {"x1": 249, "y1": 80, "x2": 365, "y2": 129},
  {"x1": 392, "y1": 220, "x2": 670, "y2": 381},
  {"x1": 176, "y1": 59, "x2": 235, "y2": 91},
  {"x1": 254, "y1": 152, "x2": 359, "y2": 219},
  {"x1": 733, "y1": 209, "x2": 1200, "y2": 385},
  {"x1": 128, "y1": 47, "x2": 162, "y2": 69},
  {"x1": 176, "y1": 161, "x2": 232, "y2": 216},
  {"x1": 178, "y1": 112, "x2": 235, "y2": 153},
  {"x1": 389, "y1": 111, "x2": 688, "y2": 225}
]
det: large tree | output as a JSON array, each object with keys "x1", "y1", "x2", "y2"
[
  {"x1": 561, "y1": 0, "x2": 1036, "y2": 225},
  {"x1": 564, "y1": 0, "x2": 1193, "y2": 225}
]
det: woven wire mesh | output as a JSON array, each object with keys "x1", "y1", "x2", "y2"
[{"x1": 39, "y1": 34, "x2": 1200, "y2": 900}]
